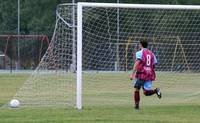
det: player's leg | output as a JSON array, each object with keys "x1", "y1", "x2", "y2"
[
  {"x1": 142, "y1": 80, "x2": 162, "y2": 99},
  {"x1": 133, "y1": 79, "x2": 142, "y2": 109},
  {"x1": 143, "y1": 80, "x2": 156, "y2": 96},
  {"x1": 133, "y1": 88, "x2": 140, "y2": 109},
  {"x1": 156, "y1": 88, "x2": 162, "y2": 99}
]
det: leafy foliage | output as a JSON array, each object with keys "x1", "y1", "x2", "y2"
[{"x1": 0, "y1": 0, "x2": 199, "y2": 69}]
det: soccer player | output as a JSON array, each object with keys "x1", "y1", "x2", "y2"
[{"x1": 129, "y1": 40, "x2": 161, "y2": 110}]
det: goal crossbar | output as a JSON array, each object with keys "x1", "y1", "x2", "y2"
[{"x1": 77, "y1": 2, "x2": 200, "y2": 9}]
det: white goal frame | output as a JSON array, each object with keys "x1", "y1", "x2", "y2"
[{"x1": 76, "y1": 2, "x2": 200, "y2": 110}]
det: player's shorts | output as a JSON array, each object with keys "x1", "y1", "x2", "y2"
[{"x1": 133, "y1": 78, "x2": 152, "y2": 90}]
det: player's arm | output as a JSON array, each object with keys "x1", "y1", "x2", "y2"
[
  {"x1": 129, "y1": 59, "x2": 141, "y2": 80},
  {"x1": 153, "y1": 54, "x2": 158, "y2": 69},
  {"x1": 133, "y1": 60, "x2": 140, "y2": 73},
  {"x1": 129, "y1": 51, "x2": 142, "y2": 80}
]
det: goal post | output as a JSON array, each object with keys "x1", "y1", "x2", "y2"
[
  {"x1": 0, "y1": 35, "x2": 49, "y2": 70},
  {"x1": 76, "y1": 2, "x2": 200, "y2": 109},
  {"x1": 12, "y1": 3, "x2": 200, "y2": 109},
  {"x1": 77, "y1": 4, "x2": 83, "y2": 110}
]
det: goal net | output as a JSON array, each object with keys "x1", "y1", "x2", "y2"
[{"x1": 13, "y1": 3, "x2": 200, "y2": 108}]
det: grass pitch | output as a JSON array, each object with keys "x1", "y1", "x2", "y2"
[{"x1": 0, "y1": 72, "x2": 200, "y2": 123}]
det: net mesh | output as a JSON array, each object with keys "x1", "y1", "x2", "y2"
[
  {"x1": 14, "y1": 5, "x2": 76, "y2": 107},
  {"x1": 14, "y1": 4, "x2": 200, "y2": 107}
]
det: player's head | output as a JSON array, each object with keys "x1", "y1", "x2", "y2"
[{"x1": 139, "y1": 39, "x2": 148, "y2": 48}]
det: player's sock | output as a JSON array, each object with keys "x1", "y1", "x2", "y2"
[
  {"x1": 134, "y1": 91, "x2": 140, "y2": 109},
  {"x1": 143, "y1": 89, "x2": 157, "y2": 96}
]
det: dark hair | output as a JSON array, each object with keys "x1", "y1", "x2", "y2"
[{"x1": 140, "y1": 39, "x2": 148, "y2": 48}]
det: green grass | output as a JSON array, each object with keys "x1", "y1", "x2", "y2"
[
  {"x1": 0, "y1": 105, "x2": 199, "y2": 123},
  {"x1": 0, "y1": 74, "x2": 27, "y2": 106},
  {"x1": 0, "y1": 72, "x2": 200, "y2": 123}
]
